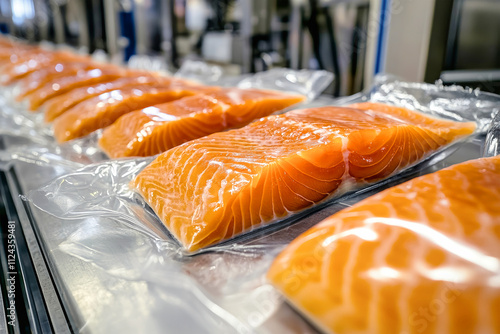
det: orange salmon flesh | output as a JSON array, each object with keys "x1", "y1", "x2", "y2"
[
  {"x1": 267, "y1": 155, "x2": 500, "y2": 334},
  {"x1": 131, "y1": 102, "x2": 476, "y2": 252}
]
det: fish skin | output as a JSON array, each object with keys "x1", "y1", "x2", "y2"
[
  {"x1": 98, "y1": 88, "x2": 305, "y2": 158},
  {"x1": 131, "y1": 103, "x2": 476, "y2": 252},
  {"x1": 53, "y1": 83, "x2": 211, "y2": 142},
  {"x1": 267, "y1": 155, "x2": 500, "y2": 334},
  {"x1": 43, "y1": 73, "x2": 171, "y2": 122}
]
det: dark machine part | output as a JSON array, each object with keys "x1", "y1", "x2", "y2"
[
  {"x1": 117, "y1": 1, "x2": 136, "y2": 61},
  {"x1": 288, "y1": 0, "x2": 369, "y2": 96},
  {"x1": 0, "y1": 159, "x2": 74, "y2": 333},
  {"x1": 426, "y1": 0, "x2": 500, "y2": 94},
  {"x1": 306, "y1": 0, "x2": 341, "y2": 96},
  {"x1": 83, "y1": 0, "x2": 107, "y2": 53}
]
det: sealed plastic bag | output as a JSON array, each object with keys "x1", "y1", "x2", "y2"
[
  {"x1": 1, "y1": 67, "x2": 333, "y2": 165},
  {"x1": 484, "y1": 109, "x2": 500, "y2": 157},
  {"x1": 27, "y1": 75, "x2": 498, "y2": 253},
  {"x1": 22, "y1": 117, "x2": 493, "y2": 334},
  {"x1": 21, "y1": 82, "x2": 500, "y2": 334},
  {"x1": 265, "y1": 113, "x2": 500, "y2": 334},
  {"x1": 267, "y1": 154, "x2": 500, "y2": 334}
]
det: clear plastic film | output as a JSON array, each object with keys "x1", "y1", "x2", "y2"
[
  {"x1": 174, "y1": 59, "x2": 226, "y2": 84},
  {"x1": 21, "y1": 76, "x2": 499, "y2": 333},
  {"x1": 236, "y1": 68, "x2": 333, "y2": 100},
  {"x1": 267, "y1": 155, "x2": 500, "y2": 334},
  {"x1": 0, "y1": 47, "x2": 117, "y2": 149},
  {"x1": 264, "y1": 106, "x2": 500, "y2": 334},
  {"x1": 484, "y1": 109, "x2": 500, "y2": 157},
  {"x1": 335, "y1": 74, "x2": 500, "y2": 134},
  {"x1": 26, "y1": 75, "x2": 498, "y2": 251},
  {"x1": 1, "y1": 66, "x2": 332, "y2": 164}
]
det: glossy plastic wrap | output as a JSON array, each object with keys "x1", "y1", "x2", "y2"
[
  {"x1": 0, "y1": 66, "x2": 332, "y2": 164},
  {"x1": 337, "y1": 74, "x2": 500, "y2": 133},
  {"x1": 26, "y1": 76, "x2": 496, "y2": 251},
  {"x1": 266, "y1": 113, "x2": 500, "y2": 334},
  {"x1": 0, "y1": 47, "x2": 115, "y2": 148},
  {"x1": 18, "y1": 78, "x2": 499, "y2": 333},
  {"x1": 267, "y1": 155, "x2": 500, "y2": 334}
]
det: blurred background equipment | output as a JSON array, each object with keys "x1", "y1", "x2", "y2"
[{"x1": 0, "y1": 0, "x2": 498, "y2": 95}]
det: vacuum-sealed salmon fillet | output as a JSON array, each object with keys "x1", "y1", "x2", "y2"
[
  {"x1": 24, "y1": 67, "x2": 126, "y2": 111},
  {"x1": 268, "y1": 155, "x2": 500, "y2": 334},
  {"x1": 99, "y1": 88, "x2": 305, "y2": 158},
  {"x1": 15, "y1": 61, "x2": 98, "y2": 101},
  {"x1": 131, "y1": 102, "x2": 476, "y2": 252},
  {"x1": 53, "y1": 83, "x2": 213, "y2": 142},
  {"x1": 44, "y1": 74, "x2": 171, "y2": 122},
  {"x1": 0, "y1": 51, "x2": 90, "y2": 85}
]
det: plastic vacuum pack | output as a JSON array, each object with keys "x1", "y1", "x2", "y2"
[
  {"x1": 2, "y1": 73, "x2": 493, "y2": 333},
  {"x1": 0, "y1": 64, "x2": 332, "y2": 165},
  {"x1": 0, "y1": 38, "x2": 498, "y2": 332},
  {"x1": 267, "y1": 132, "x2": 500, "y2": 334},
  {"x1": 24, "y1": 74, "x2": 498, "y2": 249},
  {"x1": 20, "y1": 92, "x2": 499, "y2": 334}
]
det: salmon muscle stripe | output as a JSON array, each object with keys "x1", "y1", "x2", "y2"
[
  {"x1": 99, "y1": 88, "x2": 305, "y2": 158},
  {"x1": 0, "y1": 51, "x2": 90, "y2": 85},
  {"x1": 44, "y1": 74, "x2": 171, "y2": 122},
  {"x1": 131, "y1": 103, "x2": 476, "y2": 252},
  {"x1": 268, "y1": 155, "x2": 500, "y2": 334},
  {"x1": 15, "y1": 61, "x2": 97, "y2": 101},
  {"x1": 53, "y1": 84, "x2": 214, "y2": 142},
  {"x1": 25, "y1": 67, "x2": 127, "y2": 111}
]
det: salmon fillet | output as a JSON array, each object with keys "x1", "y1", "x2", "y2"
[
  {"x1": 131, "y1": 103, "x2": 476, "y2": 252},
  {"x1": 53, "y1": 83, "x2": 212, "y2": 142},
  {"x1": 0, "y1": 51, "x2": 89, "y2": 85},
  {"x1": 267, "y1": 155, "x2": 500, "y2": 334},
  {"x1": 24, "y1": 67, "x2": 125, "y2": 111},
  {"x1": 44, "y1": 74, "x2": 171, "y2": 122},
  {"x1": 99, "y1": 88, "x2": 305, "y2": 158},
  {"x1": 15, "y1": 61, "x2": 96, "y2": 101}
]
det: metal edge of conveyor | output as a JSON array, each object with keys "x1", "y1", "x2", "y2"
[
  {"x1": 0, "y1": 135, "x2": 8, "y2": 334},
  {"x1": 0, "y1": 161, "x2": 73, "y2": 334}
]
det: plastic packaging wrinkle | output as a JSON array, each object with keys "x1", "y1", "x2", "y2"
[
  {"x1": 484, "y1": 110, "x2": 500, "y2": 157},
  {"x1": 236, "y1": 68, "x2": 333, "y2": 100},
  {"x1": 351, "y1": 74, "x2": 500, "y2": 134},
  {"x1": 26, "y1": 75, "x2": 496, "y2": 252},
  {"x1": 0, "y1": 65, "x2": 332, "y2": 164},
  {"x1": 0, "y1": 50, "x2": 496, "y2": 332},
  {"x1": 267, "y1": 154, "x2": 500, "y2": 334}
]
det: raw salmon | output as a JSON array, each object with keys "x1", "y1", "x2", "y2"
[
  {"x1": 53, "y1": 83, "x2": 211, "y2": 142},
  {"x1": 99, "y1": 88, "x2": 305, "y2": 158},
  {"x1": 44, "y1": 74, "x2": 171, "y2": 122},
  {"x1": 0, "y1": 51, "x2": 89, "y2": 85},
  {"x1": 24, "y1": 67, "x2": 126, "y2": 111},
  {"x1": 267, "y1": 155, "x2": 500, "y2": 334},
  {"x1": 15, "y1": 61, "x2": 97, "y2": 101},
  {"x1": 131, "y1": 103, "x2": 476, "y2": 252}
]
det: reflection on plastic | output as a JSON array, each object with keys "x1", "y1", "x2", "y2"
[
  {"x1": 130, "y1": 102, "x2": 475, "y2": 252},
  {"x1": 268, "y1": 155, "x2": 500, "y2": 334},
  {"x1": 237, "y1": 68, "x2": 333, "y2": 100},
  {"x1": 484, "y1": 110, "x2": 500, "y2": 157}
]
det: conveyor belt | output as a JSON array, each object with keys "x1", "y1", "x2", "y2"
[{"x1": 0, "y1": 165, "x2": 71, "y2": 333}]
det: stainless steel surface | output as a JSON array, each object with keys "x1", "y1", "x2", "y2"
[{"x1": 5, "y1": 167, "x2": 71, "y2": 333}]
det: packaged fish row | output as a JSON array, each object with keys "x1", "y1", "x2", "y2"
[
  {"x1": 0, "y1": 38, "x2": 334, "y2": 158},
  {"x1": 1, "y1": 35, "x2": 500, "y2": 333}
]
